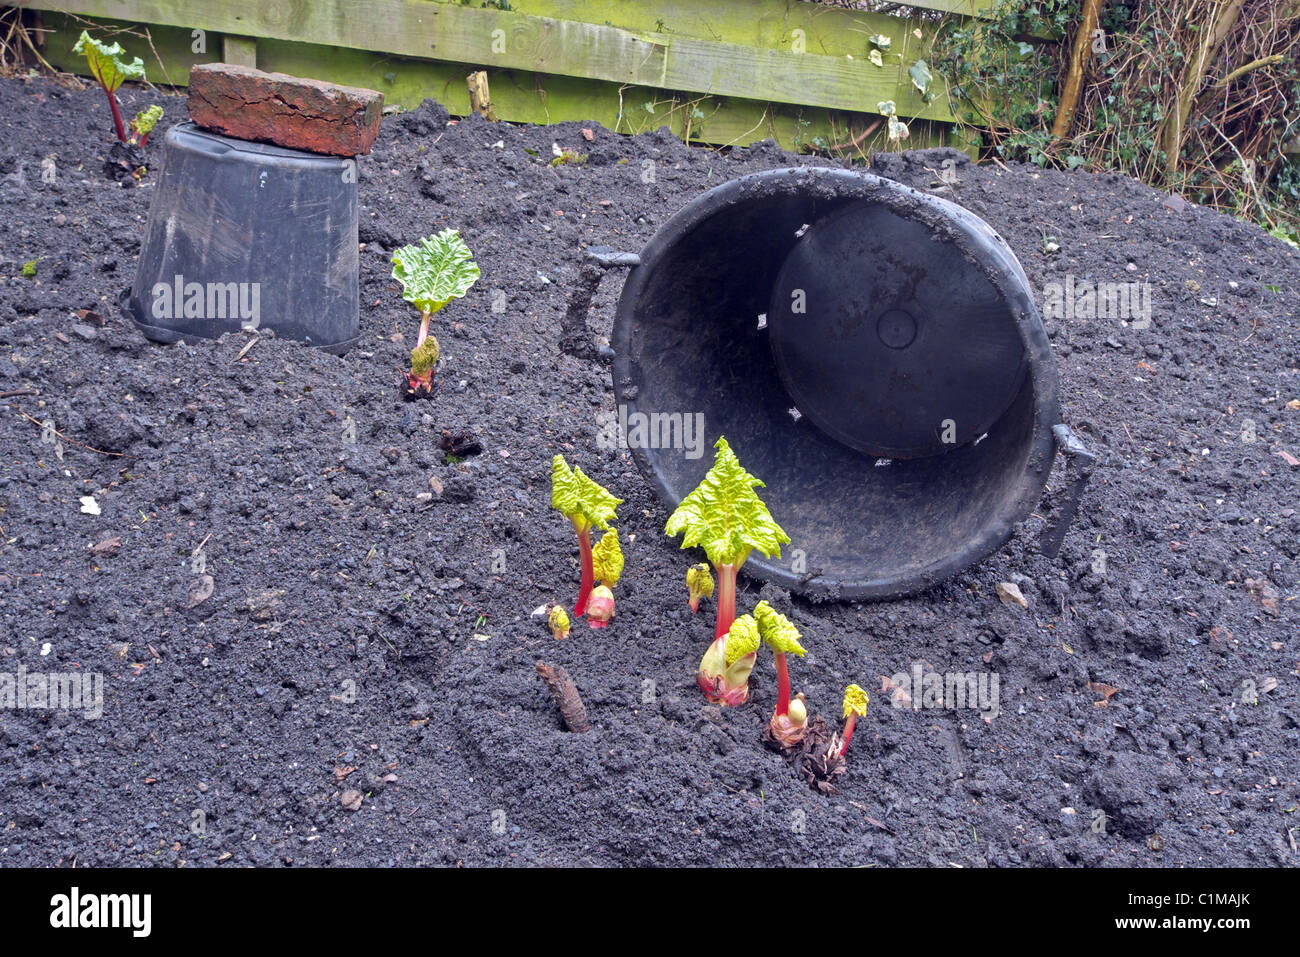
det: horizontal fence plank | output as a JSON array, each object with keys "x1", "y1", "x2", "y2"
[
  {"x1": 31, "y1": 10, "x2": 977, "y2": 156},
  {"x1": 16, "y1": 0, "x2": 958, "y2": 122}
]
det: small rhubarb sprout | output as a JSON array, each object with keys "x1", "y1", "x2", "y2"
[
  {"x1": 585, "y1": 585, "x2": 615, "y2": 628},
  {"x1": 697, "y1": 613, "x2": 760, "y2": 707},
  {"x1": 551, "y1": 456, "x2": 621, "y2": 618},
  {"x1": 548, "y1": 605, "x2": 570, "y2": 641},
  {"x1": 686, "y1": 562, "x2": 714, "y2": 613},
  {"x1": 839, "y1": 683, "x2": 869, "y2": 759},
  {"x1": 755, "y1": 600, "x2": 808, "y2": 746},
  {"x1": 586, "y1": 529, "x2": 623, "y2": 629},
  {"x1": 665, "y1": 436, "x2": 790, "y2": 640},
  {"x1": 392, "y1": 229, "x2": 479, "y2": 398}
]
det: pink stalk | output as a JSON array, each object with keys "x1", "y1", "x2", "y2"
[
  {"x1": 103, "y1": 87, "x2": 127, "y2": 143},
  {"x1": 839, "y1": 713, "x2": 859, "y2": 758},
  {"x1": 415, "y1": 308, "x2": 432, "y2": 348},
  {"x1": 573, "y1": 521, "x2": 594, "y2": 617},
  {"x1": 774, "y1": 653, "x2": 791, "y2": 717},
  {"x1": 714, "y1": 563, "x2": 737, "y2": 639}
]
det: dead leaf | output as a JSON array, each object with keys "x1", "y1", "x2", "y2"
[
  {"x1": 334, "y1": 765, "x2": 357, "y2": 781},
  {"x1": 880, "y1": 674, "x2": 913, "y2": 708},
  {"x1": 1259, "y1": 676, "x2": 1278, "y2": 695},
  {"x1": 75, "y1": 308, "x2": 104, "y2": 326},
  {"x1": 1088, "y1": 681, "x2": 1119, "y2": 706},
  {"x1": 188, "y1": 574, "x2": 214, "y2": 607},
  {"x1": 1276, "y1": 449, "x2": 1300, "y2": 468},
  {"x1": 88, "y1": 536, "x2": 122, "y2": 556},
  {"x1": 1245, "y1": 578, "x2": 1281, "y2": 618},
  {"x1": 429, "y1": 475, "x2": 444, "y2": 496},
  {"x1": 341, "y1": 789, "x2": 363, "y2": 811},
  {"x1": 1285, "y1": 399, "x2": 1300, "y2": 411}
]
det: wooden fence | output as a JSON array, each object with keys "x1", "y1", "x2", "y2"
[{"x1": 14, "y1": 0, "x2": 998, "y2": 153}]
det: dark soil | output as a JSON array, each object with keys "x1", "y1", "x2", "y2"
[{"x1": 1, "y1": 75, "x2": 1297, "y2": 867}]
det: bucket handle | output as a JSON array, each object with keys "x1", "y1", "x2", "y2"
[
  {"x1": 561, "y1": 247, "x2": 640, "y2": 360},
  {"x1": 1038, "y1": 423, "x2": 1096, "y2": 559}
]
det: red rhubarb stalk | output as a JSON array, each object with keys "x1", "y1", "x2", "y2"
[
  {"x1": 774, "y1": 652, "x2": 792, "y2": 716},
  {"x1": 573, "y1": 520, "x2": 595, "y2": 617},
  {"x1": 105, "y1": 88, "x2": 127, "y2": 143},
  {"x1": 714, "y1": 563, "x2": 738, "y2": 639}
]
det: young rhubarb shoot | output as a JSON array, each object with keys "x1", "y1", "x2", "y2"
[
  {"x1": 754, "y1": 600, "x2": 808, "y2": 747},
  {"x1": 551, "y1": 455, "x2": 622, "y2": 618},
  {"x1": 391, "y1": 229, "x2": 479, "y2": 397},
  {"x1": 73, "y1": 31, "x2": 145, "y2": 144},
  {"x1": 838, "y1": 684, "x2": 869, "y2": 759},
  {"x1": 586, "y1": 530, "x2": 623, "y2": 628},
  {"x1": 697, "y1": 613, "x2": 760, "y2": 707},
  {"x1": 130, "y1": 104, "x2": 163, "y2": 148},
  {"x1": 686, "y1": 562, "x2": 714, "y2": 614},
  {"x1": 547, "y1": 605, "x2": 570, "y2": 641},
  {"x1": 665, "y1": 436, "x2": 790, "y2": 639}
]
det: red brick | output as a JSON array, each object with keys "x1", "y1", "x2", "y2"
[{"x1": 188, "y1": 63, "x2": 383, "y2": 156}]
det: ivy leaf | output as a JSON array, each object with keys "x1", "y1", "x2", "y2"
[
  {"x1": 868, "y1": 49, "x2": 884, "y2": 68},
  {"x1": 909, "y1": 60, "x2": 933, "y2": 97},
  {"x1": 868, "y1": 34, "x2": 891, "y2": 51},
  {"x1": 888, "y1": 114, "x2": 910, "y2": 143},
  {"x1": 72, "y1": 31, "x2": 145, "y2": 94},
  {"x1": 664, "y1": 436, "x2": 790, "y2": 568},
  {"x1": 877, "y1": 99, "x2": 897, "y2": 117},
  {"x1": 391, "y1": 228, "x2": 480, "y2": 316},
  {"x1": 552, "y1": 455, "x2": 621, "y2": 533}
]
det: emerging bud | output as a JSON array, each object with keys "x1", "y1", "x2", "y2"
[
  {"x1": 768, "y1": 691, "x2": 809, "y2": 748},
  {"x1": 586, "y1": 584, "x2": 615, "y2": 628},
  {"x1": 686, "y1": 562, "x2": 714, "y2": 613},
  {"x1": 548, "y1": 605, "x2": 570, "y2": 640},
  {"x1": 697, "y1": 614, "x2": 759, "y2": 706}
]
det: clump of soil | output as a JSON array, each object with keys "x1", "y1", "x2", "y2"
[{"x1": 0, "y1": 77, "x2": 1297, "y2": 867}]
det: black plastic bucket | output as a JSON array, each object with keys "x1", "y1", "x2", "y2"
[
  {"x1": 609, "y1": 167, "x2": 1086, "y2": 601},
  {"x1": 127, "y1": 122, "x2": 359, "y2": 353}
]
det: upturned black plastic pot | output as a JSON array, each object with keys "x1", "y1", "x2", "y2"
[
  {"x1": 602, "y1": 167, "x2": 1091, "y2": 601},
  {"x1": 126, "y1": 122, "x2": 359, "y2": 353}
]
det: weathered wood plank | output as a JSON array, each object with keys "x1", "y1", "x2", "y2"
[
  {"x1": 221, "y1": 34, "x2": 256, "y2": 68},
  {"x1": 15, "y1": 0, "x2": 957, "y2": 122},
  {"x1": 33, "y1": 11, "x2": 978, "y2": 156}
]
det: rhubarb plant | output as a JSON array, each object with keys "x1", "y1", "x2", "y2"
[
  {"x1": 838, "y1": 684, "x2": 869, "y2": 759},
  {"x1": 665, "y1": 436, "x2": 790, "y2": 639},
  {"x1": 697, "y1": 613, "x2": 761, "y2": 707},
  {"x1": 685, "y1": 562, "x2": 714, "y2": 614},
  {"x1": 754, "y1": 601, "x2": 808, "y2": 747},
  {"x1": 73, "y1": 31, "x2": 145, "y2": 144},
  {"x1": 551, "y1": 455, "x2": 622, "y2": 619},
  {"x1": 130, "y1": 104, "x2": 163, "y2": 148},
  {"x1": 391, "y1": 229, "x2": 479, "y2": 397},
  {"x1": 586, "y1": 529, "x2": 623, "y2": 628}
]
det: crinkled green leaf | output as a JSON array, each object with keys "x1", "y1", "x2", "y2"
[
  {"x1": 877, "y1": 100, "x2": 897, "y2": 117},
  {"x1": 843, "y1": 683, "x2": 869, "y2": 718},
  {"x1": 131, "y1": 104, "x2": 163, "y2": 138},
  {"x1": 868, "y1": 34, "x2": 892, "y2": 50},
  {"x1": 754, "y1": 600, "x2": 806, "y2": 656},
  {"x1": 73, "y1": 31, "x2": 145, "y2": 94},
  {"x1": 868, "y1": 49, "x2": 884, "y2": 68},
  {"x1": 888, "y1": 114, "x2": 910, "y2": 143},
  {"x1": 592, "y1": 529, "x2": 623, "y2": 587},
  {"x1": 391, "y1": 228, "x2": 480, "y2": 316},
  {"x1": 664, "y1": 436, "x2": 789, "y2": 568},
  {"x1": 551, "y1": 455, "x2": 621, "y2": 532},
  {"x1": 724, "y1": 615, "x2": 760, "y2": 665}
]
